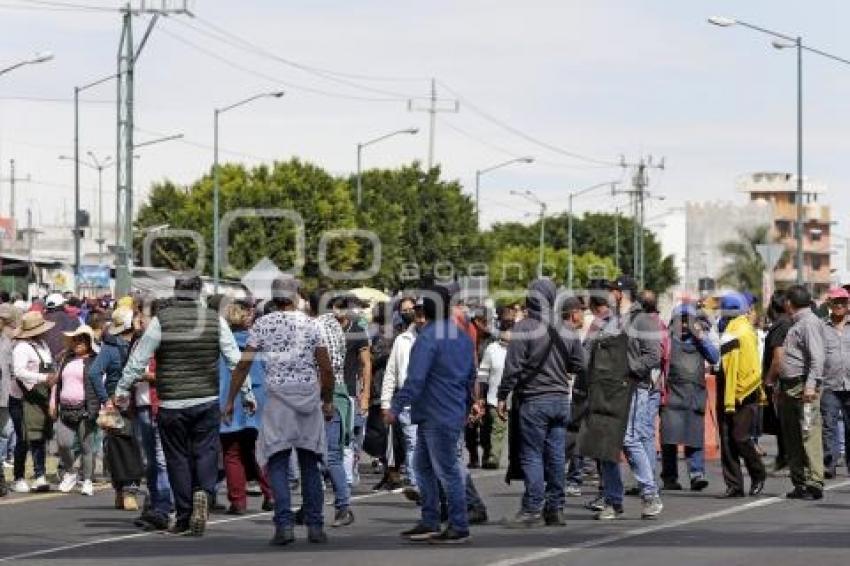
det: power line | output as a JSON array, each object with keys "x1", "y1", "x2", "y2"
[
  {"x1": 10, "y1": 0, "x2": 117, "y2": 11},
  {"x1": 437, "y1": 80, "x2": 621, "y2": 167},
  {"x1": 438, "y1": 117, "x2": 613, "y2": 171},
  {"x1": 191, "y1": 15, "x2": 427, "y2": 84},
  {"x1": 0, "y1": 95, "x2": 113, "y2": 104},
  {"x1": 155, "y1": 26, "x2": 406, "y2": 103},
  {"x1": 168, "y1": 17, "x2": 425, "y2": 100},
  {"x1": 134, "y1": 125, "x2": 277, "y2": 163}
]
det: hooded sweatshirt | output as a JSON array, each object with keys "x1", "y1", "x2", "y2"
[{"x1": 498, "y1": 279, "x2": 586, "y2": 401}]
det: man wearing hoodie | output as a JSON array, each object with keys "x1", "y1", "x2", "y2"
[
  {"x1": 592, "y1": 276, "x2": 663, "y2": 521},
  {"x1": 498, "y1": 279, "x2": 586, "y2": 528},
  {"x1": 43, "y1": 293, "x2": 80, "y2": 358}
]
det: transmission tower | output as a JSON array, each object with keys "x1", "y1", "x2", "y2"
[
  {"x1": 114, "y1": 1, "x2": 192, "y2": 296},
  {"x1": 408, "y1": 78, "x2": 459, "y2": 170}
]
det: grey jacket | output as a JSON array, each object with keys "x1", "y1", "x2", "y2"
[
  {"x1": 822, "y1": 317, "x2": 850, "y2": 392},
  {"x1": 620, "y1": 302, "x2": 662, "y2": 385},
  {"x1": 499, "y1": 279, "x2": 586, "y2": 401},
  {"x1": 0, "y1": 333, "x2": 14, "y2": 408},
  {"x1": 255, "y1": 381, "x2": 327, "y2": 467},
  {"x1": 781, "y1": 307, "x2": 826, "y2": 391}
]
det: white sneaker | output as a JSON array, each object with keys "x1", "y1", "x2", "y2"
[
  {"x1": 59, "y1": 473, "x2": 77, "y2": 493},
  {"x1": 80, "y1": 480, "x2": 94, "y2": 496},
  {"x1": 12, "y1": 479, "x2": 30, "y2": 493},
  {"x1": 31, "y1": 476, "x2": 50, "y2": 492}
]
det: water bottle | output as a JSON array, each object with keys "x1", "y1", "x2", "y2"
[{"x1": 802, "y1": 402, "x2": 813, "y2": 435}]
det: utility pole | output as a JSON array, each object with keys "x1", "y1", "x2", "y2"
[
  {"x1": 407, "y1": 78, "x2": 459, "y2": 169},
  {"x1": 6, "y1": 159, "x2": 31, "y2": 227},
  {"x1": 114, "y1": 1, "x2": 190, "y2": 296},
  {"x1": 614, "y1": 155, "x2": 664, "y2": 289}
]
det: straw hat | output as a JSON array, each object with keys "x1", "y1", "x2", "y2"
[
  {"x1": 63, "y1": 325, "x2": 100, "y2": 353},
  {"x1": 16, "y1": 311, "x2": 56, "y2": 339}
]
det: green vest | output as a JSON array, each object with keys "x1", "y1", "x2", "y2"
[{"x1": 155, "y1": 299, "x2": 221, "y2": 401}]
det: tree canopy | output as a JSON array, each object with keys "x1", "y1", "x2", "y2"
[{"x1": 134, "y1": 159, "x2": 678, "y2": 293}]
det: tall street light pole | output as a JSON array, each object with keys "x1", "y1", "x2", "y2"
[
  {"x1": 213, "y1": 91, "x2": 284, "y2": 293},
  {"x1": 567, "y1": 181, "x2": 620, "y2": 290},
  {"x1": 73, "y1": 72, "x2": 117, "y2": 288},
  {"x1": 474, "y1": 157, "x2": 534, "y2": 229},
  {"x1": 0, "y1": 51, "x2": 53, "y2": 77},
  {"x1": 511, "y1": 189, "x2": 547, "y2": 278},
  {"x1": 59, "y1": 153, "x2": 114, "y2": 266},
  {"x1": 708, "y1": 16, "x2": 850, "y2": 286},
  {"x1": 87, "y1": 152, "x2": 113, "y2": 265},
  {"x1": 356, "y1": 128, "x2": 419, "y2": 207}
]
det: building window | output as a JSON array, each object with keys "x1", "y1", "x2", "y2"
[
  {"x1": 789, "y1": 193, "x2": 796, "y2": 204},
  {"x1": 811, "y1": 229, "x2": 822, "y2": 242},
  {"x1": 812, "y1": 255, "x2": 822, "y2": 271}
]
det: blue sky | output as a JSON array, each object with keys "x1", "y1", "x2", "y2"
[{"x1": 1, "y1": 0, "x2": 848, "y2": 251}]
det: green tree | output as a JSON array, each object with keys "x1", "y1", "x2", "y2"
[
  {"x1": 484, "y1": 212, "x2": 677, "y2": 291},
  {"x1": 134, "y1": 159, "x2": 359, "y2": 285},
  {"x1": 488, "y1": 245, "x2": 618, "y2": 291},
  {"x1": 717, "y1": 225, "x2": 774, "y2": 294}
]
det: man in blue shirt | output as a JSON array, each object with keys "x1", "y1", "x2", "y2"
[{"x1": 386, "y1": 285, "x2": 476, "y2": 545}]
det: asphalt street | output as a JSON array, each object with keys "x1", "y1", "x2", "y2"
[{"x1": 1, "y1": 456, "x2": 849, "y2": 566}]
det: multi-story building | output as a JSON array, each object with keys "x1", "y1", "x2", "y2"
[{"x1": 738, "y1": 172, "x2": 831, "y2": 297}]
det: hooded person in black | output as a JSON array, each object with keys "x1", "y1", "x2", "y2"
[{"x1": 497, "y1": 278, "x2": 585, "y2": 528}]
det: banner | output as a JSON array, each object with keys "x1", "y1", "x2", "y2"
[{"x1": 78, "y1": 265, "x2": 111, "y2": 288}]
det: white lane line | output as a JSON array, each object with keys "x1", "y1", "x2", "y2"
[
  {"x1": 491, "y1": 479, "x2": 850, "y2": 566},
  {"x1": 0, "y1": 470, "x2": 504, "y2": 563}
]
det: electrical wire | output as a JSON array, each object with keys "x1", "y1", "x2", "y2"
[
  {"x1": 438, "y1": 80, "x2": 621, "y2": 167},
  {"x1": 191, "y1": 15, "x2": 427, "y2": 84},
  {"x1": 439, "y1": 117, "x2": 614, "y2": 171},
  {"x1": 0, "y1": 95, "x2": 113, "y2": 104},
  {"x1": 8, "y1": 0, "x2": 118, "y2": 11},
  {"x1": 167, "y1": 17, "x2": 426, "y2": 101},
  {"x1": 133, "y1": 125, "x2": 277, "y2": 163},
  {"x1": 155, "y1": 26, "x2": 407, "y2": 104}
]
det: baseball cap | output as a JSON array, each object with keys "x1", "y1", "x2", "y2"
[
  {"x1": 828, "y1": 287, "x2": 850, "y2": 300},
  {"x1": 609, "y1": 275, "x2": 637, "y2": 293},
  {"x1": 45, "y1": 292, "x2": 65, "y2": 309},
  {"x1": 562, "y1": 296, "x2": 584, "y2": 313},
  {"x1": 719, "y1": 292, "x2": 748, "y2": 315},
  {"x1": 111, "y1": 306, "x2": 134, "y2": 333}
]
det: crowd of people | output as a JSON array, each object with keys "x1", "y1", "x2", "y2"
[{"x1": 0, "y1": 274, "x2": 846, "y2": 546}]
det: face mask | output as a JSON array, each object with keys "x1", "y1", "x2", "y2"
[
  {"x1": 499, "y1": 320, "x2": 514, "y2": 332},
  {"x1": 400, "y1": 312, "x2": 415, "y2": 326}
]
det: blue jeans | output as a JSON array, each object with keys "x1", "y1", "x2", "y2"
[
  {"x1": 325, "y1": 408, "x2": 351, "y2": 510},
  {"x1": 821, "y1": 390, "x2": 850, "y2": 472},
  {"x1": 344, "y1": 409, "x2": 366, "y2": 485},
  {"x1": 660, "y1": 444, "x2": 705, "y2": 482},
  {"x1": 268, "y1": 448, "x2": 324, "y2": 529},
  {"x1": 456, "y1": 435, "x2": 485, "y2": 511},
  {"x1": 643, "y1": 389, "x2": 661, "y2": 476},
  {"x1": 134, "y1": 407, "x2": 173, "y2": 518},
  {"x1": 519, "y1": 394, "x2": 570, "y2": 514},
  {"x1": 416, "y1": 423, "x2": 468, "y2": 534},
  {"x1": 601, "y1": 388, "x2": 659, "y2": 506},
  {"x1": 398, "y1": 407, "x2": 418, "y2": 487},
  {"x1": 0, "y1": 407, "x2": 12, "y2": 463}
]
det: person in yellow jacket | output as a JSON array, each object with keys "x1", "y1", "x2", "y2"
[{"x1": 717, "y1": 292, "x2": 766, "y2": 498}]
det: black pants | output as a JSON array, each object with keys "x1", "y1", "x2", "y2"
[
  {"x1": 719, "y1": 400, "x2": 766, "y2": 492},
  {"x1": 157, "y1": 400, "x2": 220, "y2": 525}
]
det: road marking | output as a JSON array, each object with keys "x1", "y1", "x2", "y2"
[
  {"x1": 490, "y1": 479, "x2": 850, "y2": 566},
  {"x1": 0, "y1": 471, "x2": 503, "y2": 563}
]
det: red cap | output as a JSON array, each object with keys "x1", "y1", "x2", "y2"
[{"x1": 827, "y1": 287, "x2": 850, "y2": 300}]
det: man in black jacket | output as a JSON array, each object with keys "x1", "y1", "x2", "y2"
[{"x1": 498, "y1": 279, "x2": 586, "y2": 528}]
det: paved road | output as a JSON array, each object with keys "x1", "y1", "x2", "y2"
[{"x1": 1, "y1": 461, "x2": 848, "y2": 566}]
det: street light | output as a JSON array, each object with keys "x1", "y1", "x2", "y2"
[
  {"x1": 356, "y1": 128, "x2": 419, "y2": 207},
  {"x1": 213, "y1": 91, "x2": 285, "y2": 293},
  {"x1": 72, "y1": 72, "x2": 117, "y2": 286},
  {"x1": 567, "y1": 180, "x2": 620, "y2": 290},
  {"x1": 474, "y1": 157, "x2": 534, "y2": 229},
  {"x1": 0, "y1": 51, "x2": 54, "y2": 77},
  {"x1": 510, "y1": 189, "x2": 547, "y2": 278},
  {"x1": 707, "y1": 16, "x2": 850, "y2": 285}
]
